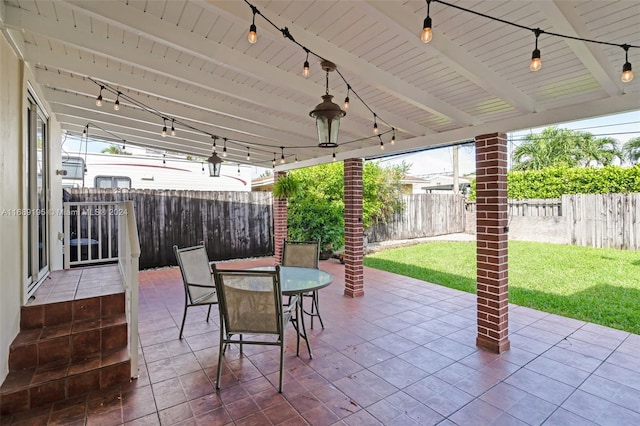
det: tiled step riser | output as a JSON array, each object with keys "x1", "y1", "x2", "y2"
[
  {"x1": 8, "y1": 322, "x2": 128, "y2": 371},
  {"x1": 20, "y1": 294, "x2": 125, "y2": 329},
  {"x1": 1, "y1": 358, "x2": 130, "y2": 415}
]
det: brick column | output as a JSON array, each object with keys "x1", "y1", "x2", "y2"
[
  {"x1": 273, "y1": 171, "x2": 288, "y2": 264},
  {"x1": 475, "y1": 133, "x2": 510, "y2": 353},
  {"x1": 343, "y1": 158, "x2": 364, "y2": 297}
]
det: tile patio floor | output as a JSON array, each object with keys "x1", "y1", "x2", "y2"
[{"x1": 2, "y1": 258, "x2": 639, "y2": 425}]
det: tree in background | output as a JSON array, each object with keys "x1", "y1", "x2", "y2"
[
  {"x1": 101, "y1": 144, "x2": 131, "y2": 155},
  {"x1": 286, "y1": 161, "x2": 408, "y2": 252},
  {"x1": 624, "y1": 137, "x2": 640, "y2": 164},
  {"x1": 512, "y1": 127, "x2": 622, "y2": 170}
]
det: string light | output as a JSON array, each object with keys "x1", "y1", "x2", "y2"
[
  {"x1": 295, "y1": 155, "x2": 298, "y2": 163},
  {"x1": 95, "y1": 86, "x2": 104, "y2": 107},
  {"x1": 426, "y1": 0, "x2": 637, "y2": 82},
  {"x1": 223, "y1": 138, "x2": 228, "y2": 157},
  {"x1": 122, "y1": 140, "x2": 126, "y2": 150},
  {"x1": 378, "y1": 135, "x2": 384, "y2": 150},
  {"x1": 248, "y1": 5, "x2": 258, "y2": 44},
  {"x1": 272, "y1": 152, "x2": 276, "y2": 166},
  {"x1": 211, "y1": 135, "x2": 217, "y2": 152},
  {"x1": 280, "y1": 147, "x2": 285, "y2": 164},
  {"x1": 344, "y1": 85, "x2": 350, "y2": 110},
  {"x1": 303, "y1": 49, "x2": 310, "y2": 78},
  {"x1": 161, "y1": 118, "x2": 167, "y2": 137},
  {"x1": 246, "y1": 146, "x2": 251, "y2": 161},
  {"x1": 237, "y1": 163, "x2": 241, "y2": 175},
  {"x1": 530, "y1": 29, "x2": 542, "y2": 72},
  {"x1": 421, "y1": 0, "x2": 433, "y2": 43},
  {"x1": 113, "y1": 92, "x2": 120, "y2": 111},
  {"x1": 391, "y1": 128, "x2": 396, "y2": 145},
  {"x1": 622, "y1": 45, "x2": 634, "y2": 83},
  {"x1": 201, "y1": 162, "x2": 205, "y2": 173},
  {"x1": 171, "y1": 119, "x2": 176, "y2": 136},
  {"x1": 332, "y1": 150, "x2": 336, "y2": 161},
  {"x1": 162, "y1": 153, "x2": 166, "y2": 165},
  {"x1": 373, "y1": 114, "x2": 378, "y2": 135}
]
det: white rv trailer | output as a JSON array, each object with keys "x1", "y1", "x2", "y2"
[{"x1": 61, "y1": 152, "x2": 251, "y2": 192}]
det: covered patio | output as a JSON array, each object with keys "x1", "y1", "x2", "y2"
[{"x1": 3, "y1": 260, "x2": 638, "y2": 425}]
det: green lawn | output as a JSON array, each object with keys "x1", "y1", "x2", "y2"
[{"x1": 364, "y1": 241, "x2": 640, "y2": 335}]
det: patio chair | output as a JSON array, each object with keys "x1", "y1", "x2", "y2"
[
  {"x1": 282, "y1": 239, "x2": 324, "y2": 329},
  {"x1": 173, "y1": 243, "x2": 218, "y2": 339},
  {"x1": 212, "y1": 265, "x2": 295, "y2": 392}
]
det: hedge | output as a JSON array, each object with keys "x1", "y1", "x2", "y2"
[{"x1": 469, "y1": 165, "x2": 640, "y2": 199}]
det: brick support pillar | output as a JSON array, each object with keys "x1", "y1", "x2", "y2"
[
  {"x1": 273, "y1": 171, "x2": 288, "y2": 264},
  {"x1": 475, "y1": 133, "x2": 510, "y2": 354},
  {"x1": 343, "y1": 158, "x2": 364, "y2": 298}
]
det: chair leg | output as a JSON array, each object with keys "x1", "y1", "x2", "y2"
[
  {"x1": 278, "y1": 340, "x2": 285, "y2": 393},
  {"x1": 179, "y1": 306, "x2": 188, "y2": 339},
  {"x1": 313, "y1": 291, "x2": 324, "y2": 329},
  {"x1": 216, "y1": 326, "x2": 224, "y2": 389},
  {"x1": 206, "y1": 304, "x2": 212, "y2": 322}
]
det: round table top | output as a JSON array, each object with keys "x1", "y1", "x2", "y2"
[{"x1": 251, "y1": 266, "x2": 333, "y2": 294}]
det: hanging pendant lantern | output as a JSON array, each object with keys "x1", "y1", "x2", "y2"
[
  {"x1": 309, "y1": 60, "x2": 346, "y2": 148},
  {"x1": 207, "y1": 152, "x2": 223, "y2": 177}
]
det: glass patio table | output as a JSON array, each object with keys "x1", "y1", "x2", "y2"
[{"x1": 251, "y1": 266, "x2": 333, "y2": 358}]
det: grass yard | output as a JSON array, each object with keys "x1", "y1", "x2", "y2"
[{"x1": 364, "y1": 241, "x2": 640, "y2": 335}]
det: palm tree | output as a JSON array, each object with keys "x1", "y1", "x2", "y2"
[
  {"x1": 623, "y1": 137, "x2": 640, "y2": 164},
  {"x1": 512, "y1": 128, "x2": 579, "y2": 170},
  {"x1": 101, "y1": 144, "x2": 131, "y2": 155},
  {"x1": 512, "y1": 127, "x2": 622, "y2": 170}
]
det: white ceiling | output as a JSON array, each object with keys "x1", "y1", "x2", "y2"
[{"x1": 1, "y1": 0, "x2": 639, "y2": 170}]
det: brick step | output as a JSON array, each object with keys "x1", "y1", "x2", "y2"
[
  {"x1": 0, "y1": 347, "x2": 131, "y2": 415},
  {"x1": 20, "y1": 293, "x2": 125, "y2": 329}
]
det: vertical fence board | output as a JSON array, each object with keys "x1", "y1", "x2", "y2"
[{"x1": 563, "y1": 193, "x2": 639, "y2": 251}]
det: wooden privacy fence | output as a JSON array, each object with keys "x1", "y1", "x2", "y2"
[
  {"x1": 69, "y1": 188, "x2": 274, "y2": 269},
  {"x1": 367, "y1": 194, "x2": 466, "y2": 242},
  {"x1": 465, "y1": 198, "x2": 562, "y2": 216},
  {"x1": 564, "y1": 193, "x2": 639, "y2": 250}
]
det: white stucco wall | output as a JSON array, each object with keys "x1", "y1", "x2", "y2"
[
  {"x1": 0, "y1": 32, "x2": 63, "y2": 383},
  {"x1": 0, "y1": 33, "x2": 24, "y2": 384}
]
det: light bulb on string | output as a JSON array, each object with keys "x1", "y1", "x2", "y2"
[
  {"x1": 246, "y1": 147, "x2": 251, "y2": 161},
  {"x1": 379, "y1": 135, "x2": 384, "y2": 150},
  {"x1": 237, "y1": 164, "x2": 241, "y2": 175},
  {"x1": 421, "y1": 0, "x2": 433, "y2": 43},
  {"x1": 248, "y1": 6, "x2": 258, "y2": 44},
  {"x1": 530, "y1": 29, "x2": 542, "y2": 72},
  {"x1": 161, "y1": 118, "x2": 167, "y2": 137},
  {"x1": 113, "y1": 92, "x2": 120, "y2": 111},
  {"x1": 391, "y1": 128, "x2": 396, "y2": 145},
  {"x1": 344, "y1": 85, "x2": 350, "y2": 110},
  {"x1": 280, "y1": 147, "x2": 285, "y2": 164},
  {"x1": 222, "y1": 138, "x2": 228, "y2": 157},
  {"x1": 621, "y1": 44, "x2": 634, "y2": 83},
  {"x1": 295, "y1": 155, "x2": 298, "y2": 163},
  {"x1": 303, "y1": 49, "x2": 310, "y2": 77},
  {"x1": 122, "y1": 140, "x2": 126, "y2": 151},
  {"x1": 272, "y1": 153, "x2": 276, "y2": 167},
  {"x1": 96, "y1": 86, "x2": 104, "y2": 107},
  {"x1": 373, "y1": 114, "x2": 378, "y2": 135},
  {"x1": 211, "y1": 136, "x2": 217, "y2": 153},
  {"x1": 162, "y1": 153, "x2": 166, "y2": 165},
  {"x1": 201, "y1": 162, "x2": 205, "y2": 173},
  {"x1": 332, "y1": 150, "x2": 336, "y2": 161},
  {"x1": 170, "y1": 119, "x2": 176, "y2": 136}
]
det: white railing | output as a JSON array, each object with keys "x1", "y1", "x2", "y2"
[
  {"x1": 63, "y1": 201, "x2": 123, "y2": 268},
  {"x1": 117, "y1": 200, "x2": 140, "y2": 379},
  {"x1": 62, "y1": 200, "x2": 140, "y2": 379}
]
